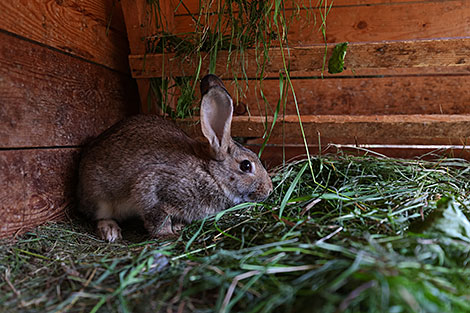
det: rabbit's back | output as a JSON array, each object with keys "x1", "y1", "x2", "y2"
[{"x1": 77, "y1": 114, "x2": 199, "y2": 218}]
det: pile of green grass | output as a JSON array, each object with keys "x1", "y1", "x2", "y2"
[{"x1": 1, "y1": 153, "x2": 470, "y2": 313}]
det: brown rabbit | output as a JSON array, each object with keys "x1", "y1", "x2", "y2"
[{"x1": 77, "y1": 74, "x2": 273, "y2": 242}]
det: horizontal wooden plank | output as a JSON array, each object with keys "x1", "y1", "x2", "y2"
[
  {"x1": 253, "y1": 145, "x2": 470, "y2": 168},
  {"x1": 174, "y1": 0, "x2": 456, "y2": 15},
  {"x1": 0, "y1": 31, "x2": 138, "y2": 148},
  {"x1": 129, "y1": 38, "x2": 470, "y2": 78},
  {"x1": 225, "y1": 75, "x2": 470, "y2": 116},
  {"x1": 0, "y1": 0, "x2": 130, "y2": 72},
  {"x1": 177, "y1": 115, "x2": 470, "y2": 145},
  {"x1": 0, "y1": 148, "x2": 79, "y2": 238},
  {"x1": 246, "y1": 136, "x2": 470, "y2": 147},
  {"x1": 293, "y1": 0, "x2": 470, "y2": 44},
  {"x1": 172, "y1": 0, "x2": 470, "y2": 44},
  {"x1": 145, "y1": 72, "x2": 470, "y2": 116}
]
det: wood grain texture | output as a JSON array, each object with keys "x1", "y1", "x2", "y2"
[
  {"x1": 174, "y1": 0, "x2": 455, "y2": 15},
  {"x1": 226, "y1": 75, "x2": 470, "y2": 116},
  {"x1": 0, "y1": 31, "x2": 139, "y2": 148},
  {"x1": 173, "y1": 0, "x2": 470, "y2": 44},
  {"x1": 129, "y1": 38, "x2": 470, "y2": 79},
  {"x1": 120, "y1": 0, "x2": 179, "y2": 109},
  {"x1": 120, "y1": 0, "x2": 179, "y2": 54},
  {"x1": 129, "y1": 38, "x2": 470, "y2": 115},
  {"x1": 253, "y1": 145, "x2": 470, "y2": 168},
  {"x1": 120, "y1": 0, "x2": 157, "y2": 55},
  {"x1": 0, "y1": 0, "x2": 130, "y2": 72},
  {"x1": 292, "y1": 0, "x2": 470, "y2": 44},
  {"x1": 122, "y1": 0, "x2": 470, "y2": 163},
  {"x1": 0, "y1": 148, "x2": 79, "y2": 238},
  {"x1": 177, "y1": 115, "x2": 470, "y2": 146}
]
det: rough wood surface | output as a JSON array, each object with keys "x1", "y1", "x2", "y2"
[
  {"x1": 120, "y1": 0, "x2": 179, "y2": 111},
  {"x1": 253, "y1": 145, "x2": 470, "y2": 168},
  {"x1": 0, "y1": 31, "x2": 138, "y2": 148},
  {"x1": 128, "y1": 37, "x2": 470, "y2": 115},
  {"x1": 120, "y1": 0, "x2": 156, "y2": 55},
  {"x1": 129, "y1": 38, "x2": 470, "y2": 79},
  {"x1": 0, "y1": 148, "x2": 80, "y2": 238},
  {"x1": 175, "y1": 0, "x2": 459, "y2": 15},
  {"x1": 120, "y1": 0, "x2": 178, "y2": 54},
  {"x1": 177, "y1": 115, "x2": 470, "y2": 146},
  {"x1": 0, "y1": 28, "x2": 138, "y2": 239},
  {"x1": 226, "y1": 75, "x2": 470, "y2": 116},
  {"x1": 0, "y1": 0, "x2": 130, "y2": 72},
  {"x1": 173, "y1": 0, "x2": 470, "y2": 44}
]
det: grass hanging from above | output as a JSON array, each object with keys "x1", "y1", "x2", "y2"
[{"x1": 144, "y1": 1, "x2": 329, "y2": 123}]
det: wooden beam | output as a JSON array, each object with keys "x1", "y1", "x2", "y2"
[
  {"x1": 252, "y1": 145, "x2": 470, "y2": 168},
  {"x1": 120, "y1": 0, "x2": 178, "y2": 54},
  {"x1": 224, "y1": 75, "x2": 470, "y2": 116},
  {"x1": 177, "y1": 114, "x2": 470, "y2": 146},
  {"x1": 121, "y1": 0, "x2": 178, "y2": 108},
  {"x1": 173, "y1": 0, "x2": 470, "y2": 45},
  {"x1": 129, "y1": 38, "x2": 470, "y2": 79},
  {"x1": 174, "y1": 0, "x2": 462, "y2": 15}
]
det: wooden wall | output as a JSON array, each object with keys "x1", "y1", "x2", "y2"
[
  {"x1": 0, "y1": 1, "x2": 139, "y2": 238},
  {"x1": 124, "y1": 0, "x2": 470, "y2": 166}
]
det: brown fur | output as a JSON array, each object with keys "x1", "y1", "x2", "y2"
[{"x1": 77, "y1": 75, "x2": 273, "y2": 241}]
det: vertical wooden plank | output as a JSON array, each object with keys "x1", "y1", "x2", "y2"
[
  {"x1": 121, "y1": 0, "x2": 153, "y2": 54},
  {"x1": 121, "y1": 0, "x2": 177, "y2": 112}
]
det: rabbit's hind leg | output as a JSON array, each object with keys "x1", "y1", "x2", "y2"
[{"x1": 144, "y1": 207, "x2": 183, "y2": 238}]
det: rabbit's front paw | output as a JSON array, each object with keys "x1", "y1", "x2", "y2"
[{"x1": 97, "y1": 219, "x2": 122, "y2": 242}]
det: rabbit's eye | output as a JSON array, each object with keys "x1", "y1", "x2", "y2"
[{"x1": 240, "y1": 160, "x2": 252, "y2": 173}]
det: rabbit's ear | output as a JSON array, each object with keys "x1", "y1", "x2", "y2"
[{"x1": 200, "y1": 80, "x2": 233, "y2": 160}]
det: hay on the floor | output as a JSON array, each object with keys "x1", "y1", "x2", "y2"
[{"x1": 1, "y1": 153, "x2": 470, "y2": 313}]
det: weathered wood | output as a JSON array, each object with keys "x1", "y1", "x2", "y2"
[
  {"x1": 120, "y1": 0, "x2": 178, "y2": 55},
  {"x1": 253, "y1": 145, "x2": 470, "y2": 168},
  {"x1": 291, "y1": 0, "x2": 470, "y2": 44},
  {"x1": 174, "y1": 0, "x2": 455, "y2": 15},
  {"x1": 0, "y1": 148, "x2": 80, "y2": 238},
  {"x1": 120, "y1": 0, "x2": 156, "y2": 55},
  {"x1": 0, "y1": 31, "x2": 138, "y2": 148},
  {"x1": 177, "y1": 115, "x2": 470, "y2": 146},
  {"x1": 0, "y1": 0, "x2": 130, "y2": 72},
  {"x1": 173, "y1": 0, "x2": 470, "y2": 44},
  {"x1": 0, "y1": 0, "x2": 143, "y2": 239},
  {"x1": 226, "y1": 75, "x2": 470, "y2": 116},
  {"x1": 120, "y1": 0, "x2": 470, "y2": 164},
  {"x1": 121, "y1": 0, "x2": 178, "y2": 107},
  {"x1": 133, "y1": 72, "x2": 470, "y2": 117},
  {"x1": 246, "y1": 136, "x2": 470, "y2": 147},
  {"x1": 129, "y1": 38, "x2": 470, "y2": 79}
]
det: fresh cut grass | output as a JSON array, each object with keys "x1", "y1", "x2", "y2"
[{"x1": 1, "y1": 152, "x2": 470, "y2": 313}]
